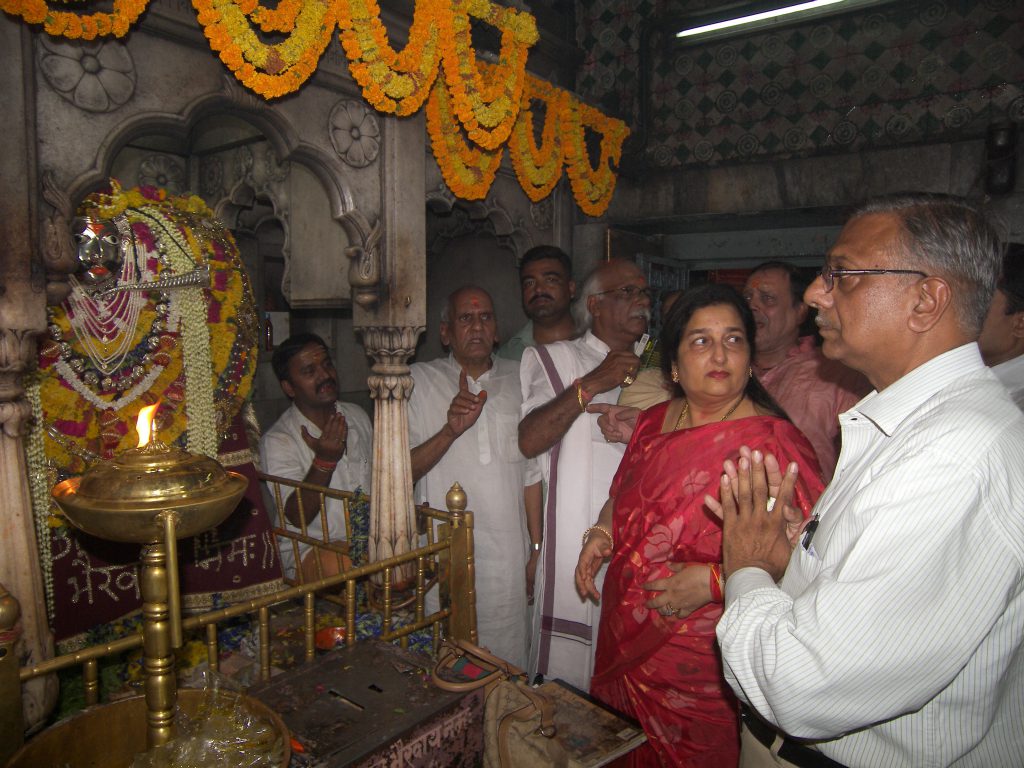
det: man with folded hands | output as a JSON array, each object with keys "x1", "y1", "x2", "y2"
[{"x1": 715, "y1": 194, "x2": 1024, "y2": 768}]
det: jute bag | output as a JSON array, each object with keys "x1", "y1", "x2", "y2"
[{"x1": 432, "y1": 640, "x2": 565, "y2": 768}]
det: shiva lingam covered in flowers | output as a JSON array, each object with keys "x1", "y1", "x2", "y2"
[{"x1": 50, "y1": 405, "x2": 247, "y2": 747}]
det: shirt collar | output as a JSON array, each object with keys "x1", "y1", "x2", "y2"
[
  {"x1": 853, "y1": 343, "x2": 984, "y2": 436},
  {"x1": 583, "y1": 329, "x2": 611, "y2": 355},
  {"x1": 445, "y1": 352, "x2": 495, "y2": 383}
]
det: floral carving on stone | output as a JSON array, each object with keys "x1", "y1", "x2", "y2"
[
  {"x1": 39, "y1": 37, "x2": 135, "y2": 113},
  {"x1": 138, "y1": 154, "x2": 185, "y2": 195},
  {"x1": 329, "y1": 100, "x2": 380, "y2": 168},
  {"x1": 200, "y1": 157, "x2": 224, "y2": 199}
]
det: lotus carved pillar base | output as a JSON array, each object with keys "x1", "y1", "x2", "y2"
[{"x1": 361, "y1": 325, "x2": 424, "y2": 588}]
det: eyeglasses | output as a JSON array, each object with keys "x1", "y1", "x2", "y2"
[
  {"x1": 819, "y1": 265, "x2": 928, "y2": 292},
  {"x1": 594, "y1": 285, "x2": 654, "y2": 302}
]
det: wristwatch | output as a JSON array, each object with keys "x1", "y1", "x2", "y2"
[{"x1": 531, "y1": 541, "x2": 542, "y2": 552}]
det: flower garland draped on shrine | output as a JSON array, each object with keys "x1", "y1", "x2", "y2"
[{"x1": 0, "y1": 0, "x2": 629, "y2": 215}]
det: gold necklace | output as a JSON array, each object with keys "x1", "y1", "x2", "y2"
[{"x1": 674, "y1": 393, "x2": 745, "y2": 430}]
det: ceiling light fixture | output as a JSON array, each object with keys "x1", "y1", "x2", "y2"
[{"x1": 676, "y1": 0, "x2": 892, "y2": 42}]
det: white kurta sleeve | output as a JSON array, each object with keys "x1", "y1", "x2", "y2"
[{"x1": 520, "y1": 346, "x2": 557, "y2": 418}]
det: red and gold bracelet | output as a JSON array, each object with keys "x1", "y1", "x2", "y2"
[{"x1": 709, "y1": 563, "x2": 724, "y2": 603}]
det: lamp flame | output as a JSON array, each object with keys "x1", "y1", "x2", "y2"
[{"x1": 137, "y1": 404, "x2": 158, "y2": 448}]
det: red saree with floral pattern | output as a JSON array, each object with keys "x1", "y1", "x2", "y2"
[{"x1": 591, "y1": 402, "x2": 825, "y2": 767}]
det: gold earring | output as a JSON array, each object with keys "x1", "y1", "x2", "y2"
[{"x1": 671, "y1": 369, "x2": 679, "y2": 383}]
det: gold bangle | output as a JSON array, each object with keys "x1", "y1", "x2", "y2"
[
  {"x1": 575, "y1": 381, "x2": 587, "y2": 413},
  {"x1": 582, "y1": 524, "x2": 613, "y2": 548}
]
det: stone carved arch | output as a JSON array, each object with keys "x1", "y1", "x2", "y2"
[
  {"x1": 425, "y1": 186, "x2": 534, "y2": 266},
  {"x1": 50, "y1": 81, "x2": 377, "y2": 304}
]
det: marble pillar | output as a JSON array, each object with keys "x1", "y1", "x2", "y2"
[
  {"x1": 362, "y1": 326, "x2": 423, "y2": 587},
  {"x1": 351, "y1": 112, "x2": 426, "y2": 578}
]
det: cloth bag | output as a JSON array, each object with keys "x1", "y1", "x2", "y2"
[{"x1": 432, "y1": 639, "x2": 565, "y2": 767}]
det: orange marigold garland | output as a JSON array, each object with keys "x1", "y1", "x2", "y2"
[
  {"x1": 426, "y1": 77, "x2": 502, "y2": 200},
  {"x1": 246, "y1": 0, "x2": 304, "y2": 34},
  {"x1": 336, "y1": 0, "x2": 443, "y2": 116},
  {"x1": 192, "y1": 0, "x2": 337, "y2": 99},
  {"x1": 0, "y1": 0, "x2": 152, "y2": 39},
  {"x1": 437, "y1": 0, "x2": 537, "y2": 151},
  {"x1": 4, "y1": 0, "x2": 628, "y2": 214},
  {"x1": 507, "y1": 72, "x2": 564, "y2": 202},
  {"x1": 561, "y1": 96, "x2": 629, "y2": 217}
]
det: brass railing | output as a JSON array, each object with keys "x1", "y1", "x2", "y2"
[{"x1": 0, "y1": 478, "x2": 476, "y2": 762}]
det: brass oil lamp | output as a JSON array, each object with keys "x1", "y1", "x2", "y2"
[{"x1": 51, "y1": 405, "x2": 247, "y2": 748}]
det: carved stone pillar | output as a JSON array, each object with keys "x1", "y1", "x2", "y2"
[
  {"x1": 0, "y1": 330, "x2": 58, "y2": 731},
  {"x1": 0, "y1": 15, "x2": 59, "y2": 732},
  {"x1": 351, "y1": 109, "x2": 426, "y2": 580},
  {"x1": 361, "y1": 326, "x2": 424, "y2": 587}
]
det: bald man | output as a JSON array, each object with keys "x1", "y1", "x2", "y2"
[{"x1": 409, "y1": 286, "x2": 531, "y2": 668}]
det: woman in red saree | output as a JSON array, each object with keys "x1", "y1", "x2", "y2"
[{"x1": 576, "y1": 284, "x2": 825, "y2": 767}]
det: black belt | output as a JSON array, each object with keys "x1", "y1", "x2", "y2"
[{"x1": 742, "y1": 707, "x2": 846, "y2": 768}]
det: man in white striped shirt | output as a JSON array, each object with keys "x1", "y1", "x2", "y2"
[{"x1": 715, "y1": 194, "x2": 1024, "y2": 768}]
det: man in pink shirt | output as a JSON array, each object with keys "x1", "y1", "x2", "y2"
[{"x1": 743, "y1": 262, "x2": 868, "y2": 479}]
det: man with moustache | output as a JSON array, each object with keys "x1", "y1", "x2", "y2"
[
  {"x1": 498, "y1": 245, "x2": 579, "y2": 607},
  {"x1": 743, "y1": 262, "x2": 867, "y2": 479},
  {"x1": 260, "y1": 333, "x2": 373, "y2": 581},
  {"x1": 977, "y1": 242, "x2": 1024, "y2": 408},
  {"x1": 409, "y1": 286, "x2": 530, "y2": 667},
  {"x1": 716, "y1": 195, "x2": 1024, "y2": 767},
  {"x1": 498, "y1": 245, "x2": 577, "y2": 361},
  {"x1": 519, "y1": 258, "x2": 651, "y2": 689}
]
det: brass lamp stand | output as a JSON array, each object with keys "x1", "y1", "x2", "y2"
[{"x1": 51, "y1": 413, "x2": 246, "y2": 748}]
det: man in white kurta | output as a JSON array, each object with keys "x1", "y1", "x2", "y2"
[
  {"x1": 519, "y1": 259, "x2": 651, "y2": 690},
  {"x1": 260, "y1": 334, "x2": 373, "y2": 578},
  {"x1": 409, "y1": 287, "x2": 531, "y2": 668}
]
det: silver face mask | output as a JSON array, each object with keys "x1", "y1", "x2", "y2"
[{"x1": 71, "y1": 216, "x2": 122, "y2": 291}]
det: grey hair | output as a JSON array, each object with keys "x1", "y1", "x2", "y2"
[
  {"x1": 851, "y1": 194, "x2": 1002, "y2": 335},
  {"x1": 571, "y1": 266, "x2": 608, "y2": 333}
]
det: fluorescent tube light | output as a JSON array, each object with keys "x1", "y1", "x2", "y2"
[{"x1": 677, "y1": 0, "x2": 853, "y2": 39}]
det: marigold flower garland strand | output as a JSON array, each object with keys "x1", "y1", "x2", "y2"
[
  {"x1": 336, "y1": 0, "x2": 443, "y2": 116},
  {"x1": 425, "y1": 76, "x2": 502, "y2": 200},
  {"x1": 436, "y1": 0, "x2": 537, "y2": 150},
  {"x1": 561, "y1": 97, "x2": 630, "y2": 217},
  {"x1": 507, "y1": 72, "x2": 564, "y2": 202},
  {"x1": 0, "y1": 0, "x2": 151, "y2": 39},
  {"x1": 193, "y1": 0, "x2": 337, "y2": 100}
]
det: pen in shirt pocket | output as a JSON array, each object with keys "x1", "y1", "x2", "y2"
[{"x1": 801, "y1": 514, "x2": 820, "y2": 551}]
